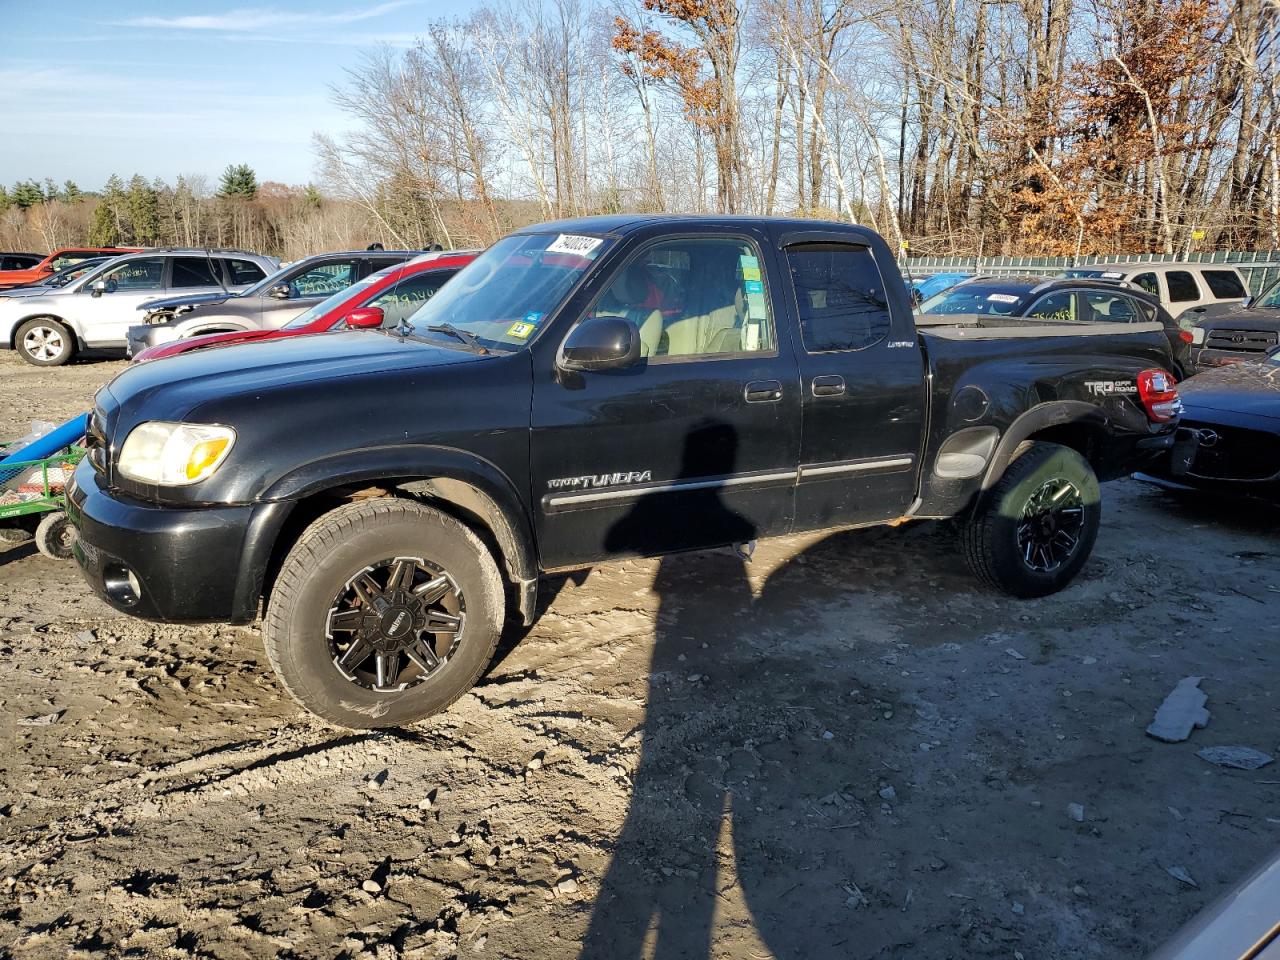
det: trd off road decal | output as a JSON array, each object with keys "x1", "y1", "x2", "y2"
[
  {"x1": 1085, "y1": 380, "x2": 1138, "y2": 396},
  {"x1": 547, "y1": 470, "x2": 653, "y2": 490}
]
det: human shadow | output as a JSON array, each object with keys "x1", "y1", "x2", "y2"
[{"x1": 581, "y1": 420, "x2": 756, "y2": 959}]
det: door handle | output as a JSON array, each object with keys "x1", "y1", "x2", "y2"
[
  {"x1": 811, "y1": 375, "x2": 845, "y2": 397},
  {"x1": 744, "y1": 380, "x2": 783, "y2": 403}
]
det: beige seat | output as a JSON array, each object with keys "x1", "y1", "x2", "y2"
[{"x1": 656, "y1": 252, "x2": 745, "y2": 356}]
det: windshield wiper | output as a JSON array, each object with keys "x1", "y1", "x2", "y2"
[{"x1": 425, "y1": 322, "x2": 488, "y2": 355}]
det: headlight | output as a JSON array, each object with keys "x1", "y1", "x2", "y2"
[{"x1": 117, "y1": 421, "x2": 236, "y2": 485}]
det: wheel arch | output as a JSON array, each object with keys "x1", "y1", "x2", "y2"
[
  {"x1": 182, "y1": 319, "x2": 255, "y2": 337},
  {"x1": 255, "y1": 446, "x2": 539, "y2": 624},
  {"x1": 10, "y1": 312, "x2": 70, "y2": 349},
  {"x1": 981, "y1": 402, "x2": 1109, "y2": 492}
]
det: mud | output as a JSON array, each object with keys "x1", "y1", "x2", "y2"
[{"x1": 2, "y1": 351, "x2": 1278, "y2": 959}]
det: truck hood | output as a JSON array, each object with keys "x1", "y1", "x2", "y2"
[
  {"x1": 1194, "y1": 305, "x2": 1280, "y2": 333},
  {"x1": 139, "y1": 291, "x2": 236, "y2": 313},
  {"x1": 103, "y1": 330, "x2": 493, "y2": 423},
  {"x1": 1181, "y1": 357, "x2": 1280, "y2": 421}
]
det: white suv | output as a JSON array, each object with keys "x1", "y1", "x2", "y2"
[
  {"x1": 0, "y1": 249, "x2": 278, "y2": 366},
  {"x1": 1064, "y1": 262, "x2": 1250, "y2": 322}
]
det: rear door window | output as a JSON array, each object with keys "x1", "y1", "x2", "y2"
[
  {"x1": 787, "y1": 243, "x2": 891, "y2": 352},
  {"x1": 225, "y1": 259, "x2": 266, "y2": 285},
  {"x1": 1079, "y1": 291, "x2": 1140, "y2": 322},
  {"x1": 1166, "y1": 271, "x2": 1200, "y2": 302},
  {"x1": 1201, "y1": 270, "x2": 1246, "y2": 299},
  {"x1": 171, "y1": 257, "x2": 221, "y2": 288}
]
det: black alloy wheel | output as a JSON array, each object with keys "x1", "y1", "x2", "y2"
[{"x1": 326, "y1": 556, "x2": 465, "y2": 691}]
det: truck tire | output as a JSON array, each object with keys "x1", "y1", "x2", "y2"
[
  {"x1": 961, "y1": 441, "x2": 1101, "y2": 598},
  {"x1": 16, "y1": 317, "x2": 75, "y2": 366},
  {"x1": 262, "y1": 498, "x2": 505, "y2": 729},
  {"x1": 34, "y1": 511, "x2": 76, "y2": 560}
]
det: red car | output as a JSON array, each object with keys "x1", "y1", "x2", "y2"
[
  {"x1": 132, "y1": 250, "x2": 477, "y2": 363},
  {"x1": 0, "y1": 247, "x2": 142, "y2": 289}
]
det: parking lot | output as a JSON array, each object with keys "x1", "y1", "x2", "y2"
[{"x1": 1, "y1": 351, "x2": 1278, "y2": 959}]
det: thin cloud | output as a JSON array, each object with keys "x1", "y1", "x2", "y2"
[{"x1": 116, "y1": 1, "x2": 419, "y2": 32}]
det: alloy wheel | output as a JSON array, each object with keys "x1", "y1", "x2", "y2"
[
  {"x1": 325, "y1": 556, "x2": 465, "y2": 692},
  {"x1": 1015, "y1": 478, "x2": 1085, "y2": 572},
  {"x1": 22, "y1": 325, "x2": 64, "y2": 362}
]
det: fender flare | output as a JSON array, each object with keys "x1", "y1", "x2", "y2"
[
  {"x1": 981, "y1": 401, "x2": 1109, "y2": 492},
  {"x1": 260, "y1": 444, "x2": 538, "y2": 585}
]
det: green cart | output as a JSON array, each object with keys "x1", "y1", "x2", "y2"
[{"x1": 0, "y1": 445, "x2": 85, "y2": 559}]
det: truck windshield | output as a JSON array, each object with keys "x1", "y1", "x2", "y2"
[
  {"x1": 920, "y1": 283, "x2": 1034, "y2": 316},
  {"x1": 405, "y1": 232, "x2": 610, "y2": 350}
]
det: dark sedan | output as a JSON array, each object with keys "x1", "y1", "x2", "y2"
[
  {"x1": 920, "y1": 275, "x2": 1193, "y2": 377},
  {"x1": 1145, "y1": 347, "x2": 1280, "y2": 497}
]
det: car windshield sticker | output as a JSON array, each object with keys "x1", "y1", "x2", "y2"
[
  {"x1": 744, "y1": 279, "x2": 764, "y2": 294},
  {"x1": 507, "y1": 321, "x2": 536, "y2": 339},
  {"x1": 546, "y1": 234, "x2": 603, "y2": 258},
  {"x1": 1102, "y1": 271, "x2": 1124, "y2": 279},
  {"x1": 742, "y1": 264, "x2": 762, "y2": 281},
  {"x1": 986, "y1": 293, "x2": 1020, "y2": 303},
  {"x1": 522, "y1": 311, "x2": 543, "y2": 325}
]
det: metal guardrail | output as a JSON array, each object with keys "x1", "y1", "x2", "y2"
[{"x1": 904, "y1": 251, "x2": 1280, "y2": 295}]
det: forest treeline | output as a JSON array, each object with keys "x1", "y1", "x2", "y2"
[{"x1": 3, "y1": 0, "x2": 1277, "y2": 258}]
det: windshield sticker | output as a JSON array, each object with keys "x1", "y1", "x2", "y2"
[
  {"x1": 1101, "y1": 271, "x2": 1125, "y2": 279},
  {"x1": 741, "y1": 264, "x2": 761, "y2": 281},
  {"x1": 744, "y1": 279, "x2": 764, "y2": 295},
  {"x1": 507, "y1": 321, "x2": 536, "y2": 339},
  {"x1": 986, "y1": 293, "x2": 1020, "y2": 303},
  {"x1": 522, "y1": 311, "x2": 543, "y2": 325},
  {"x1": 746, "y1": 291, "x2": 768, "y2": 319},
  {"x1": 546, "y1": 234, "x2": 604, "y2": 258}
]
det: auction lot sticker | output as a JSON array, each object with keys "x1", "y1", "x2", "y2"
[{"x1": 547, "y1": 234, "x2": 604, "y2": 257}]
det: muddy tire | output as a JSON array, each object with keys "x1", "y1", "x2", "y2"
[
  {"x1": 34, "y1": 511, "x2": 76, "y2": 560},
  {"x1": 16, "y1": 317, "x2": 75, "y2": 366},
  {"x1": 961, "y1": 441, "x2": 1101, "y2": 598},
  {"x1": 263, "y1": 498, "x2": 505, "y2": 729}
]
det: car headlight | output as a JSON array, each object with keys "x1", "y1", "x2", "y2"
[{"x1": 117, "y1": 421, "x2": 236, "y2": 485}]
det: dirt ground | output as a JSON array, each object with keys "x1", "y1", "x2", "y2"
[{"x1": 1, "y1": 350, "x2": 1278, "y2": 960}]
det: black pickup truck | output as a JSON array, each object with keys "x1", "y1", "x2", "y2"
[{"x1": 68, "y1": 216, "x2": 1183, "y2": 728}]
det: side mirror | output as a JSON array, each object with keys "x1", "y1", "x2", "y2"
[
  {"x1": 268, "y1": 283, "x2": 291, "y2": 300},
  {"x1": 559, "y1": 316, "x2": 641, "y2": 372},
  {"x1": 345, "y1": 306, "x2": 385, "y2": 329}
]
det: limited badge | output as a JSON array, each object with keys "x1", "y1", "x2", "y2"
[{"x1": 507, "y1": 321, "x2": 536, "y2": 339}]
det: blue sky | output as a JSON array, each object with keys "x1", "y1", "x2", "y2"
[{"x1": 0, "y1": 1, "x2": 472, "y2": 191}]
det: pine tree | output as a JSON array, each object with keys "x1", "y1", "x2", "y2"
[
  {"x1": 0, "y1": 185, "x2": 9, "y2": 213},
  {"x1": 218, "y1": 163, "x2": 259, "y2": 200},
  {"x1": 11, "y1": 180, "x2": 44, "y2": 209},
  {"x1": 127, "y1": 175, "x2": 159, "y2": 245},
  {"x1": 62, "y1": 180, "x2": 82, "y2": 203},
  {"x1": 89, "y1": 175, "x2": 127, "y2": 246}
]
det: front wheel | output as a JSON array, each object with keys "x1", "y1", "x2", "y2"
[
  {"x1": 961, "y1": 441, "x2": 1101, "y2": 598},
  {"x1": 262, "y1": 498, "x2": 506, "y2": 729},
  {"x1": 16, "y1": 317, "x2": 76, "y2": 366}
]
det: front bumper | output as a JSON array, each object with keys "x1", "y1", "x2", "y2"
[
  {"x1": 67, "y1": 459, "x2": 292, "y2": 623},
  {"x1": 125, "y1": 323, "x2": 179, "y2": 358}
]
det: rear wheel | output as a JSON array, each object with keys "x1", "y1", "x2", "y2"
[
  {"x1": 263, "y1": 498, "x2": 506, "y2": 729},
  {"x1": 16, "y1": 317, "x2": 75, "y2": 366},
  {"x1": 961, "y1": 441, "x2": 1101, "y2": 597},
  {"x1": 34, "y1": 511, "x2": 76, "y2": 560}
]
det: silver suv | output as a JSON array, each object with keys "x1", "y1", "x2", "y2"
[{"x1": 0, "y1": 249, "x2": 278, "y2": 366}]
